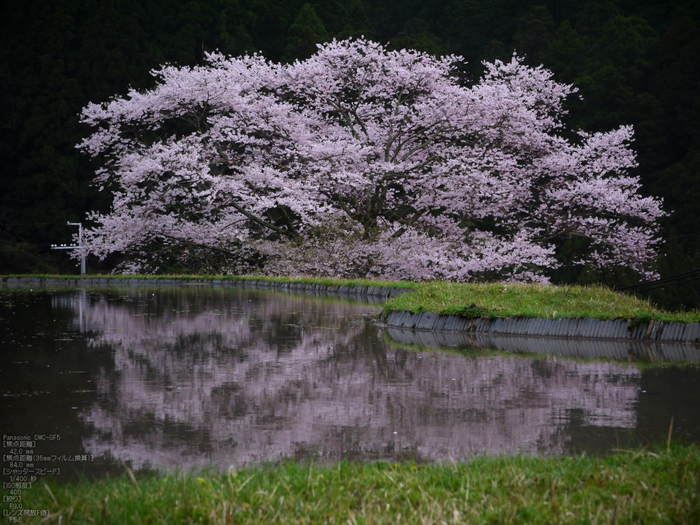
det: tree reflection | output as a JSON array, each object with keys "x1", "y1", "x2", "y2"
[{"x1": 59, "y1": 288, "x2": 642, "y2": 470}]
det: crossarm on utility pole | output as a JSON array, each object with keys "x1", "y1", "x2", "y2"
[{"x1": 51, "y1": 221, "x2": 86, "y2": 275}]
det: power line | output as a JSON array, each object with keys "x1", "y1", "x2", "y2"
[
  {"x1": 616, "y1": 268, "x2": 700, "y2": 293},
  {"x1": 2, "y1": 221, "x2": 79, "y2": 226}
]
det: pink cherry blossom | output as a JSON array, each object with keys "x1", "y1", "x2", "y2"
[{"x1": 77, "y1": 39, "x2": 664, "y2": 281}]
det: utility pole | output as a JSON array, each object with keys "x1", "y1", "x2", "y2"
[{"x1": 51, "y1": 221, "x2": 86, "y2": 275}]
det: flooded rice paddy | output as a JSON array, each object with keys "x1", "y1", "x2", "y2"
[{"x1": 1, "y1": 285, "x2": 699, "y2": 479}]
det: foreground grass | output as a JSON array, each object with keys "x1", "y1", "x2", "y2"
[
  {"x1": 4, "y1": 274, "x2": 700, "y2": 323},
  {"x1": 4, "y1": 446, "x2": 698, "y2": 524}
]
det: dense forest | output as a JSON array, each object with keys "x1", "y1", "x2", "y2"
[{"x1": 1, "y1": 0, "x2": 698, "y2": 308}]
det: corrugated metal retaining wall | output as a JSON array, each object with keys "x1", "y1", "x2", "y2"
[
  {"x1": 385, "y1": 311, "x2": 700, "y2": 344},
  {"x1": 0, "y1": 276, "x2": 413, "y2": 301}
]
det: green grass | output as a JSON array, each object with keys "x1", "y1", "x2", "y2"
[
  {"x1": 3, "y1": 274, "x2": 700, "y2": 323},
  {"x1": 384, "y1": 282, "x2": 700, "y2": 323},
  {"x1": 4, "y1": 445, "x2": 698, "y2": 524}
]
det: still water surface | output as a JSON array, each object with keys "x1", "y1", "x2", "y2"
[{"x1": 1, "y1": 286, "x2": 699, "y2": 478}]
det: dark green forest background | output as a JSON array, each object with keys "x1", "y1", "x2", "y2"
[{"x1": 1, "y1": 0, "x2": 698, "y2": 309}]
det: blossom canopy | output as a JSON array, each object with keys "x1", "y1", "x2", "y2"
[{"x1": 78, "y1": 38, "x2": 664, "y2": 281}]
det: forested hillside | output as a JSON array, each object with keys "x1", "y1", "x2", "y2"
[{"x1": 1, "y1": 0, "x2": 698, "y2": 308}]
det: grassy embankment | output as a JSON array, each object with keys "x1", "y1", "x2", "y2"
[
  {"x1": 383, "y1": 281, "x2": 700, "y2": 323},
  {"x1": 4, "y1": 274, "x2": 700, "y2": 323},
  {"x1": 4, "y1": 445, "x2": 698, "y2": 524}
]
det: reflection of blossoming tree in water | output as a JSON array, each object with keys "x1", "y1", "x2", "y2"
[{"x1": 67, "y1": 289, "x2": 641, "y2": 469}]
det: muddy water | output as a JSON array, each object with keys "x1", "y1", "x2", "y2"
[{"x1": 1, "y1": 286, "x2": 698, "y2": 478}]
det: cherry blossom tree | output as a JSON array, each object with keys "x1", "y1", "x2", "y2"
[{"x1": 78, "y1": 38, "x2": 664, "y2": 281}]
